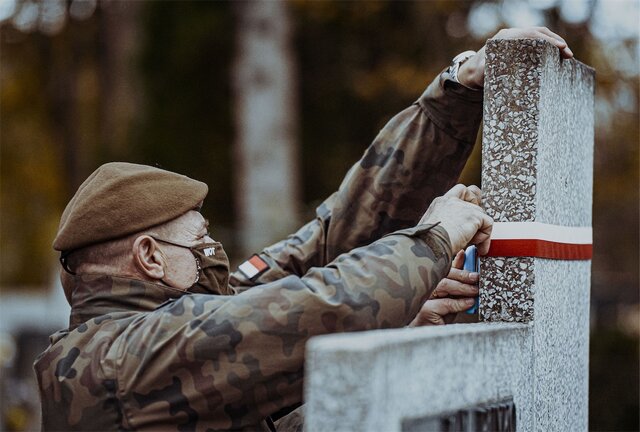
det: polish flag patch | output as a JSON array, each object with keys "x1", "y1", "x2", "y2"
[{"x1": 238, "y1": 254, "x2": 270, "y2": 280}]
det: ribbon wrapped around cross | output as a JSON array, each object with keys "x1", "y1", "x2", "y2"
[{"x1": 486, "y1": 222, "x2": 592, "y2": 260}]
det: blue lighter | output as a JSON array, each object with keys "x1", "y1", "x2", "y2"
[{"x1": 464, "y1": 245, "x2": 479, "y2": 314}]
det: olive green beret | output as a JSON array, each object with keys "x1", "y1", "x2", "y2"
[{"x1": 53, "y1": 162, "x2": 208, "y2": 251}]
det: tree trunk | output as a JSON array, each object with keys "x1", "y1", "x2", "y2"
[
  {"x1": 233, "y1": 0, "x2": 301, "y2": 257},
  {"x1": 97, "y1": 0, "x2": 142, "y2": 161}
]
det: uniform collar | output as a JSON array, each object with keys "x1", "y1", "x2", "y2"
[{"x1": 68, "y1": 273, "x2": 188, "y2": 329}]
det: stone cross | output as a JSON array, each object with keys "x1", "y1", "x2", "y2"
[
  {"x1": 480, "y1": 38, "x2": 594, "y2": 430},
  {"x1": 303, "y1": 39, "x2": 594, "y2": 432}
]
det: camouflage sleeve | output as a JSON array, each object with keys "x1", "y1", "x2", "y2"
[
  {"x1": 118, "y1": 225, "x2": 452, "y2": 429},
  {"x1": 231, "y1": 71, "x2": 481, "y2": 290}
]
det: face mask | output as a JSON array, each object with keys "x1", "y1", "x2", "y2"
[
  {"x1": 188, "y1": 242, "x2": 230, "y2": 295},
  {"x1": 152, "y1": 237, "x2": 230, "y2": 295}
]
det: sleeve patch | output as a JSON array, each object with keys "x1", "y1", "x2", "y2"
[{"x1": 238, "y1": 254, "x2": 270, "y2": 280}]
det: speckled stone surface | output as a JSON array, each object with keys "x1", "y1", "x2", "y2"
[
  {"x1": 304, "y1": 323, "x2": 532, "y2": 432},
  {"x1": 481, "y1": 39, "x2": 544, "y2": 224},
  {"x1": 480, "y1": 39, "x2": 544, "y2": 323},
  {"x1": 480, "y1": 39, "x2": 594, "y2": 431},
  {"x1": 480, "y1": 256, "x2": 535, "y2": 322},
  {"x1": 480, "y1": 39, "x2": 594, "y2": 324}
]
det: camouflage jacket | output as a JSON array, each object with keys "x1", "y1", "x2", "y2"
[{"x1": 34, "y1": 73, "x2": 482, "y2": 431}]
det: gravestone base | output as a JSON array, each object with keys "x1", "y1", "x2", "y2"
[{"x1": 305, "y1": 323, "x2": 531, "y2": 432}]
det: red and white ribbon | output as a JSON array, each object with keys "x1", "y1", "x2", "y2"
[{"x1": 487, "y1": 222, "x2": 592, "y2": 260}]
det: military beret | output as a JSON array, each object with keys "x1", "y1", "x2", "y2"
[{"x1": 53, "y1": 162, "x2": 208, "y2": 252}]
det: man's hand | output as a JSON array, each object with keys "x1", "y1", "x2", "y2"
[
  {"x1": 419, "y1": 184, "x2": 493, "y2": 255},
  {"x1": 458, "y1": 27, "x2": 574, "y2": 89},
  {"x1": 409, "y1": 250, "x2": 478, "y2": 326}
]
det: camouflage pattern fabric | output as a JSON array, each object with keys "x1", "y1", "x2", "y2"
[{"x1": 34, "y1": 73, "x2": 482, "y2": 431}]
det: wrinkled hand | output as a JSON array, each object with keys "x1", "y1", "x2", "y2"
[
  {"x1": 458, "y1": 27, "x2": 574, "y2": 89},
  {"x1": 409, "y1": 250, "x2": 478, "y2": 326},
  {"x1": 419, "y1": 184, "x2": 493, "y2": 255}
]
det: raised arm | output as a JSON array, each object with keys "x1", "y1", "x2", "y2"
[
  {"x1": 231, "y1": 70, "x2": 482, "y2": 289},
  {"x1": 231, "y1": 26, "x2": 573, "y2": 290}
]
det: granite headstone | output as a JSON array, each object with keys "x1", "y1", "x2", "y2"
[{"x1": 304, "y1": 39, "x2": 594, "y2": 432}]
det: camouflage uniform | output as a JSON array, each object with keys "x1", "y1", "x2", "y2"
[{"x1": 34, "y1": 72, "x2": 482, "y2": 431}]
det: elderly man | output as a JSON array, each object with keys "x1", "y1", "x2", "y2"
[{"x1": 35, "y1": 27, "x2": 572, "y2": 431}]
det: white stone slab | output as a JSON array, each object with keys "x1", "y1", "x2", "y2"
[{"x1": 305, "y1": 323, "x2": 531, "y2": 432}]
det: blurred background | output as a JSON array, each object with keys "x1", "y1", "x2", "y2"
[{"x1": 0, "y1": 0, "x2": 637, "y2": 430}]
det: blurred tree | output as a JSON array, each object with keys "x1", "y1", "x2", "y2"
[
  {"x1": 0, "y1": 13, "x2": 99, "y2": 286},
  {"x1": 233, "y1": 0, "x2": 301, "y2": 256},
  {"x1": 96, "y1": 1, "x2": 141, "y2": 162}
]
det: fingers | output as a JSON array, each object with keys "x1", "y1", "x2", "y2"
[
  {"x1": 428, "y1": 298, "x2": 476, "y2": 322},
  {"x1": 434, "y1": 199, "x2": 489, "y2": 253},
  {"x1": 453, "y1": 200, "x2": 492, "y2": 253},
  {"x1": 444, "y1": 184, "x2": 467, "y2": 199},
  {"x1": 432, "y1": 266, "x2": 479, "y2": 300},
  {"x1": 461, "y1": 185, "x2": 481, "y2": 206},
  {"x1": 533, "y1": 26, "x2": 567, "y2": 47},
  {"x1": 444, "y1": 184, "x2": 482, "y2": 205},
  {"x1": 532, "y1": 27, "x2": 573, "y2": 59},
  {"x1": 532, "y1": 26, "x2": 568, "y2": 49},
  {"x1": 422, "y1": 185, "x2": 491, "y2": 253},
  {"x1": 451, "y1": 249, "x2": 465, "y2": 270},
  {"x1": 446, "y1": 297, "x2": 476, "y2": 313},
  {"x1": 409, "y1": 297, "x2": 476, "y2": 327},
  {"x1": 466, "y1": 185, "x2": 482, "y2": 205},
  {"x1": 470, "y1": 212, "x2": 493, "y2": 255},
  {"x1": 492, "y1": 27, "x2": 574, "y2": 59},
  {"x1": 432, "y1": 277, "x2": 479, "y2": 298},
  {"x1": 448, "y1": 267, "x2": 479, "y2": 284}
]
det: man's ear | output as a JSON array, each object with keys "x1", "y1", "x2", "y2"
[{"x1": 132, "y1": 235, "x2": 165, "y2": 280}]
